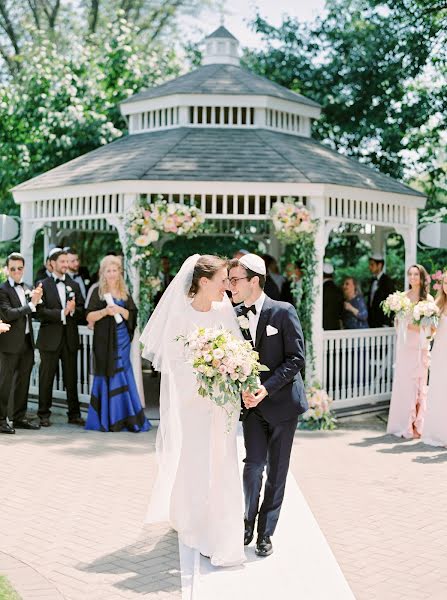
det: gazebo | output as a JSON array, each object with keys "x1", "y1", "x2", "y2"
[{"x1": 12, "y1": 25, "x2": 426, "y2": 410}]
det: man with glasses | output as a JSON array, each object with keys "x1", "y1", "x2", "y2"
[
  {"x1": 0, "y1": 253, "x2": 43, "y2": 433},
  {"x1": 229, "y1": 253, "x2": 307, "y2": 558}
]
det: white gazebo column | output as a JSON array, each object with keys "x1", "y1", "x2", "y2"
[
  {"x1": 308, "y1": 196, "x2": 326, "y2": 383},
  {"x1": 396, "y1": 210, "x2": 418, "y2": 289},
  {"x1": 20, "y1": 204, "x2": 36, "y2": 284}
]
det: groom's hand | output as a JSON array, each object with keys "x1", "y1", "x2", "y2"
[{"x1": 244, "y1": 385, "x2": 268, "y2": 408}]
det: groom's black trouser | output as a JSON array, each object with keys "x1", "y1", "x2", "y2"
[{"x1": 243, "y1": 409, "x2": 298, "y2": 537}]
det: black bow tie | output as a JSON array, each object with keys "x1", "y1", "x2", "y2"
[
  {"x1": 241, "y1": 304, "x2": 257, "y2": 316},
  {"x1": 54, "y1": 278, "x2": 65, "y2": 285},
  {"x1": 14, "y1": 282, "x2": 24, "y2": 287}
]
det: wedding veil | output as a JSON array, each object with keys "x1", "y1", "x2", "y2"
[{"x1": 140, "y1": 254, "x2": 200, "y2": 522}]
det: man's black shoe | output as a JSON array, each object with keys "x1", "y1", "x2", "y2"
[
  {"x1": 255, "y1": 535, "x2": 273, "y2": 557},
  {"x1": 68, "y1": 417, "x2": 85, "y2": 426},
  {"x1": 244, "y1": 520, "x2": 255, "y2": 546},
  {"x1": 14, "y1": 419, "x2": 40, "y2": 430},
  {"x1": 0, "y1": 422, "x2": 15, "y2": 434},
  {"x1": 40, "y1": 418, "x2": 51, "y2": 427}
]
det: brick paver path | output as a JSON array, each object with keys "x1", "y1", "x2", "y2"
[{"x1": 1, "y1": 412, "x2": 446, "y2": 599}]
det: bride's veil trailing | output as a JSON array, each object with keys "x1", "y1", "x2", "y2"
[{"x1": 140, "y1": 254, "x2": 200, "y2": 522}]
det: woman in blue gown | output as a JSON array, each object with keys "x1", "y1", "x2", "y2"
[{"x1": 85, "y1": 255, "x2": 151, "y2": 433}]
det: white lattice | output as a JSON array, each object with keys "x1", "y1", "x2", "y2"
[{"x1": 325, "y1": 196, "x2": 410, "y2": 226}]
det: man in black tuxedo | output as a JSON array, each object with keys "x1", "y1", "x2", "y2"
[
  {"x1": 0, "y1": 253, "x2": 43, "y2": 434},
  {"x1": 322, "y1": 262, "x2": 344, "y2": 330},
  {"x1": 66, "y1": 247, "x2": 91, "y2": 301},
  {"x1": 36, "y1": 248, "x2": 85, "y2": 427},
  {"x1": 368, "y1": 254, "x2": 396, "y2": 327},
  {"x1": 229, "y1": 254, "x2": 307, "y2": 557}
]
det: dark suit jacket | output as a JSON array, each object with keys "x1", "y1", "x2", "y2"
[
  {"x1": 154, "y1": 273, "x2": 175, "y2": 306},
  {"x1": 0, "y1": 281, "x2": 35, "y2": 352},
  {"x1": 323, "y1": 279, "x2": 344, "y2": 330},
  {"x1": 36, "y1": 275, "x2": 84, "y2": 352},
  {"x1": 368, "y1": 273, "x2": 396, "y2": 327},
  {"x1": 235, "y1": 296, "x2": 308, "y2": 425}
]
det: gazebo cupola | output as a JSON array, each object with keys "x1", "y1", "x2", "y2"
[{"x1": 120, "y1": 26, "x2": 321, "y2": 137}]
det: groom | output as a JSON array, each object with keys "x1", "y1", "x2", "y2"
[{"x1": 229, "y1": 254, "x2": 308, "y2": 557}]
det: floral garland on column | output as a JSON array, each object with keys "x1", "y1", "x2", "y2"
[
  {"x1": 126, "y1": 198, "x2": 207, "y2": 327},
  {"x1": 270, "y1": 198, "x2": 336, "y2": 430}
]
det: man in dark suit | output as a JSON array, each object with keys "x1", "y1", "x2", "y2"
[
  {"x1": 154, "y1": 255, "x2": 175, "y2": 306},
  {"x1": 229, "y1": 254, "x2": 307, "y2": 557},
  {"x1": 36, "y1": 248, "x2": 85, "y2": 427},
  {"x1": 322, "y1": 262, "x2": 344, "y2": 330},
  {"x1": 66, "y1": 247, "x2": 91, "y2": 301},
  {"x1": 0, "y1": 253, "x2": 43, "y2": 434},
  {"x1": 368, "y1": 254, "x2": 396, "y2": 327}
]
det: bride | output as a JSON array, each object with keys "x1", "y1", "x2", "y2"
[{"x1": 140, "y1": 254, "x2": 245, "y2": 567}]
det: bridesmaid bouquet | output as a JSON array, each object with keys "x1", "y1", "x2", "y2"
[
  {"x1": 413, "y1": 300, "x2": 440, "y2": 334},
  {"x1": 178, "y1": 326, "x2": 269, "y2": 430},
  {"x1": 381, "y1": 291, "x2": 412, "y2": 319}
]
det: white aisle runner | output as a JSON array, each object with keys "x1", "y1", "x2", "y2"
[{"x1": 179, "y1": 433, "x2": 355, "y2": 600}]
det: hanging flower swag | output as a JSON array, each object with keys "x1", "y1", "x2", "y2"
[
  {"x1": 270, "y1": 198, "x2": 336, "y2": 430},
  {"x1": 126, "y1": 197, "x2": 207, "y2": 326}
]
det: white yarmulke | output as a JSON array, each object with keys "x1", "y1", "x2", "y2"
[
  {"x1": 239, "y1": 253, "x2": 267, "y2": 276},
  {"x1": 48, "y1": 247, "x2": 63, "y2": 258},
  {"x1": 323, "y1": 262, "x2": 334, "y2": 275},
  {"x1": 369, "y1": 253, "x2": 385, "y2": 262}
]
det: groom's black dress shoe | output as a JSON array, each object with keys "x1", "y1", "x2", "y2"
[
  {"x1": 0, "y1": 422, "x2": 15, "y2": 434},
  {"x1": 244, "y1": 521, "x2": 255, "y2": 546},
  {"x1": 14, "y1": 419, "x2": 40, "y2": 430},
  {"x1": 255, "y1": 535, "x2": 273, "y2": 557}
]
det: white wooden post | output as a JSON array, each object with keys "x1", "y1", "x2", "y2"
[
  {"x1": 396, "y1": 209, "x2": 417, "y2": 289},
  {"x1": 308, "y1": 195, "x2": 326, "y2": 384},
  {"x1": 20, "y1": 204, "x2": 37, "y2": 284}
]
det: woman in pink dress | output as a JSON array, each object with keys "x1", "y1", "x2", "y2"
[
  {"x1": 387, "y1": 264, "x2": 433, "y2": 439},
  {"x1": 422, "y1": 271, "x2": 447, "y2": 447}
]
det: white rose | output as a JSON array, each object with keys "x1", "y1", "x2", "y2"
[
  {"x1": 147, "y1": 229, "x2": 159, "y2": 243},
  {"x1": 135, "y1": 235, "x2": 150, "y2": 247}
]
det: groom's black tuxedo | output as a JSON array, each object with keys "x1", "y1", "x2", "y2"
[{"x1": 235, "y1": 295, "x2": 307, "y2": 538}]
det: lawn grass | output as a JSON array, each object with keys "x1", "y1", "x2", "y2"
[{"x1": 0, "y1": 576, "x2": 20, "y2": 599}]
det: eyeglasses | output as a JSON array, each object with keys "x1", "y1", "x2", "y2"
[
  {"x1": 229, "y1": 276, "x2": 249, "y2": 286},
  {"x1": 9, "y1": 266, "x2": 24, "y2": 272}
]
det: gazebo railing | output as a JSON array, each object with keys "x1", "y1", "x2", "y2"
[
  {"x1": 29, "y1": 324, "x2": 94, "y2": 404},
  {"x1": 322, "y1": 327, "x2": 396, "y2": 409}
]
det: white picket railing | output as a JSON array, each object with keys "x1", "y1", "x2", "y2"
[
  {"x1": 29, "y1": 324, "x2": 94, "y2": 404},
  {"x1": 322, "y1": 327, "x2": 396, "y2": 409}
]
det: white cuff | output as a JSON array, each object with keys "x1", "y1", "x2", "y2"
[
  {"x1": 28, "y1": 302, "x2": 36, "y2": 313},
  {"x1": 61, "y1": 309, "x2": 66, "y2": 324}
]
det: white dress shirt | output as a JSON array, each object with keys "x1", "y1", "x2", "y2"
[
  {"x1": 8, "y1": 277, "x2": 35, "y2": 334},
  {"x1": 53, "y1": 274, "x2": 68, "y2": 324},
  {"x1": 245, "y1": 292, "x2": 266, "y2": 344}
]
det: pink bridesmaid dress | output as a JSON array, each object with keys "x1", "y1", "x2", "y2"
[
  {"x1": 422, "y1": 314, "x2": 447, "y2": 446},
  {"x1": 387, "y1": 317, "x2": 429, "y2": 438}
]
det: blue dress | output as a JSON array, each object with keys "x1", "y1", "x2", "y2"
[
  {"x1": 86, "y1": 299, "x2": 151, "y2": 432},
  {"x1": 342, "y1": 294, "x2": 368, "y2": 329}
]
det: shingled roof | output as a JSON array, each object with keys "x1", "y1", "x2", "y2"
[
  {"x1": 121, "y1": 64, "x2": 321, "y2": 109},
  {"x1": 207, "y1": 26, "x2": 238, "y2": 40},
  {"x1": 13, "y1": 128, "x2": 423, "y2": 197}
]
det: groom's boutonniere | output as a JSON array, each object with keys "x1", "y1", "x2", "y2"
[{"x1": 237, "y1": 315, "x2": 250, "y2": 329}]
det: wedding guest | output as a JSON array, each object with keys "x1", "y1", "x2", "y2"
[
  {"x1": 34, "y1": 255, "x2": 53, "y2": 285},
  {"x1": 323, "y1": 262, "x2": 344, "y2": 330},
  {"x1": 387, "y1": 264, "x2": 433, "y2": 439},
  {"x1": 261, "y1": 255, "x2": 281, "y2": 301},
  {"x1": 85, "y1": 255, "x2": 151, "y2": 432},
  {"x1": 154, "y1": 255, "x2": 175, "y2": 306},
  {"x1": 285, "y1": 261, "x2": 304, "y2": 307},
  {"x1": 368, "y1": 254, "x2": 395, "y2": 327},
  {"x1": 342, "y1": 277, "x2": 368, "y2": 329},
  {"x1": 0, "y1": 253, "x2": 42, "y2": 434},
  {"x1": 233, "y1": 249, "x2": 249, "y2": 259},
  {"x1": 422, "y1": 271, "x2": 447, "y2": 447},
  {"x1": 36, "y1": 248, "x2": 85, "y2": 427},
  {"x1": 66, "y1": 247, "x2": 91, "y2": 300},
  {"x1": 86, "y1": 252, "x2": 122, "y2": 307}
]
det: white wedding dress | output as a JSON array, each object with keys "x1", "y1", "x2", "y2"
[{"x1": 141, "y1": 257, "x2": 245, "y2": 568}]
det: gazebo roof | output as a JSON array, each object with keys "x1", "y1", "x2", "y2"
[
  {"x1": 206, "y1": 25, "x2": 238, "y2": 40},
  {"x1": 13, "y1": 128, "x2": 423, "y2": 197},
  {"x1": 121, "y1": 64, "x2": 321, "y2": 109}
]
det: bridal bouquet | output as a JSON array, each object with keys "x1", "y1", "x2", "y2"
[
  {"x1": 178, "y1": 326, "x2": 269, "y2": 430},
  {"x1": 381, "y1": 291, "x2": 412, "y2": 319},
  {"x1": 413, "y1": 299, "x2": 440, "y2": 331}
]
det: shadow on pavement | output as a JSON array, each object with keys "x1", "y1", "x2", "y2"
[
  {"x1": 378, "y1": 441, "x2": 445, "y2": 455},
  {"x1": 78, "y1": 525, "x2": 181, "y2": 595},
  {"x1": 350, "y1": 433, "x2": 413, "y2": 447}
]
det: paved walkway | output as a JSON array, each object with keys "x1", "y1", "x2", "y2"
[{"x1": 1, "y1": 412, "x2": 446, "y2": 599}]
